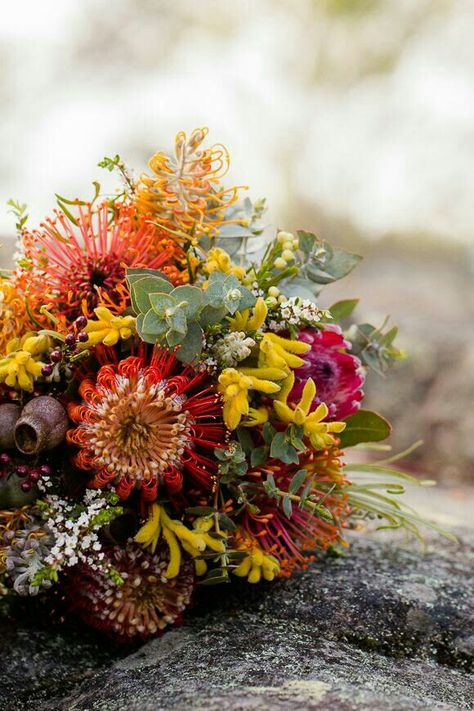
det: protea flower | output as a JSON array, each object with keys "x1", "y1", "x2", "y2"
[
  {"x1": 67, "y1": 350, "x2": 225, "y2": 500},
  {"x1": 18, "y1": 200, "x2": 187, "y2": 324},
  {"x1": 136, "y1": 127, "x2": 241, "y2": 239},
  {"x1": 66, "y1": 541, "x2": 194, "y2": 641},
  {"x1": 241, "y1": 450, "x2": 349, "y2": 577},
  {"x1": 290, "y1": 326, "x2": 365, "y2": 420},
  {"x1": 0, "y1": 280, "x2": 29, "y2": 354}
]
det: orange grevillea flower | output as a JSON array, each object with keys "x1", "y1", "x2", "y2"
[
  {"x1": 136, "y1": 127, "x2": 243, "y2": 239},
  {"x1": 19, "y1": 200, "x2": 188, "y2": 323},
  {"x1": 242, "y1": 449, "x2": 349, "y2": 577},
  {"x1": 67, "y1": 350, "x2": 225, "y2": 501},
  {"x1": 0, "y1": 279, "x2": 30, "y2": 354}
]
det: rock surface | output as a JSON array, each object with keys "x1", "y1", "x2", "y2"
[{"x1": 2, "y1": 530, "x2": 473, "y2": 710}]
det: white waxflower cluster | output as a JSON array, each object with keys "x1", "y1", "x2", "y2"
[
  {"x1": 213, "y1": 331, "x2": 256, "y2": 366},
  {"x1": 43, "y1": 489, "x2": 113, "y2": 571},
  {"x1": 268, "y1": 297, "x2": 330, "y2": 332}
]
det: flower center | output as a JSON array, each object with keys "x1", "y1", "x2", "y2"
[{"x1": 88, "y1": 375, "x2": 192, "y2": 483}]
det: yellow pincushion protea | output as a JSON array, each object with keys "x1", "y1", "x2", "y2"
[
  {"x1": 136, "y1": 127, "x2": 242, "y2": 239},
  {"x1": 0, "y1": 280, "x2": 29, "y2": 354}
]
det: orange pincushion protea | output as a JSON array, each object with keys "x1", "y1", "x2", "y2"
[
  {"x1": 19, "y1": 200, "x2": 188, "y2": 324},
  {"x1": 67, "y1": 351, "x2": 225, "y2": 501}
]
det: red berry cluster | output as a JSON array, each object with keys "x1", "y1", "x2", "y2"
[
  {"x1": 0, "y1": 452, "x2": 51, "y2": 492},
  {"x1": 42, "y1": 315, "x2": 89, "y2": 378}
]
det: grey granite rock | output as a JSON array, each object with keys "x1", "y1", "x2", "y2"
[{"x1": 2, "y1": 530, "x2": 473, "y2": 711}]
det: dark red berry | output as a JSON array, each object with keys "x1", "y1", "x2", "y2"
[
  {"x1": 77, "y1": 331, "x2": 89, "y2": 343},
  {"x1": 16, "y1": 465, "x2": 29, "y2": 477},
  {"x1": 50, "y1": 349, "x2": 62, "y2": 363},
  {"x1": 42, "y1": 364, "x2": 54, "y2": 377},
  {"x1": 65, "y1": 334, "x2": 76, "y2": 347},
  {"x1": 21, "y1": 481, "x2": 32, "y2": 492},
  {"x1": 0, "y1": 453, "x2": 11, "y2": 465},
  {"x1": 40, "y1": 464, "x2": 52, "y2": 476},
  {"x1": 75, "y1": 315, "x2": 88, "y2": 330},
  {"x1": 29, "y1": 468, "x2": 41, "y2": 482}
]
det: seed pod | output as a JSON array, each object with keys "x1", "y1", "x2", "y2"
[
  {"x1": 15, "y1": 396, "x2": 69, "y2": 455},
  {"x1": 0, "y1": 403, "x2": 21, "y2": 449}
]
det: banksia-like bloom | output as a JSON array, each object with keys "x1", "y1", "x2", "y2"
[
  {"x1": 66, "y1": 541, "x2": 194, "y2": 641},
  {"x1": 67, "y1": 350, "x2": 225, "y2": 500},
  {"x1": 19, "y1": 201, "x2": 187, "y2": 324},
  {"x1": 290, "y1": 327, "x2": 365, "y2": 420},
  {"x1": 242, "y1": 451, "x2": 349, "y2": 577},
  {"x1": 136, "y1": 128, "x2": 242, "y2": 239}
]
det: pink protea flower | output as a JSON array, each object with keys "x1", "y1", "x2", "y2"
[{"x1": 289, "y1": 326, "x2": 365, "y2": 420}]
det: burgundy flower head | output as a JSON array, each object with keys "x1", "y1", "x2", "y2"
[{"x1": 289, "y1": 326, "x2": 365, "y2": 420}]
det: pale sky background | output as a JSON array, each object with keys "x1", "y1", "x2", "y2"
[{"x1": 1, "y1": 0, "x2": 474, "y2": 252}]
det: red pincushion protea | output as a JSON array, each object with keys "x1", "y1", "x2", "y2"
[
  {"x1": 242, "y1": 450, "x2": 349, "y2": 577},
  {"x1": 18, "y1": 200, "x2": 187, "y2": 323},
  {"x1": 290, "y1": 326, "x2": 365, "y2": 420},
  {"x1": 66, "y1": 542, "x2": 194, "y2": 641},
  {"x1": 67, "y1": 350, "x2": 225, "y2": 500}
]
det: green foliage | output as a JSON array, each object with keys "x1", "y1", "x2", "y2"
[
  {"x1": 339, "y1": 409, "x2": 391, "y2": 448},
  {"x1": 262, "y1": 471, "x2": 335, "y2": 522},
  {"x1": 205, "y1": 197, "x2": 266, "y2": 260},
  {"x1": 215, "y1": 442, "x2": 248, "y2": 483},
  {"x1": 279, "y1": 231, "x2": 362, "y2": 301},
  {"x1": 297, "y1": 230, "x2": 362, "y2": 291},
  {"x1": 31, "y1": 565, "x2": 59, "y2": 587},
  {"x1": 105, "y1": 567, "x2": 125, "y2": 586},
  {"x1": 346, "y1": 319, "x2": 405, "y2": 374},
  {"x1": 270, "y1": 424, "x2": 306, "y2": 464},
  {"x1": 6, "y1": 198, "x2": 29, "y2": 233},
  {"x1": 328, "y1": 298, "x2": 359, "y2": 322},
  {"x1": 98, "y1": 154, "x2": 135, "y2": 194},
  {"x1": 127, "y1": 268, "x2": 256, "y2": 364},
  {"x1": 344, "y1": 457, "x2": 456, "y2": 543}
]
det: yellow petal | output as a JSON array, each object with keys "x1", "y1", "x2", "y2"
[
  {"x1": 299, "y1": 378, "x2": 316, "y2": 414},
  {"x1": 248, "y1": 376, "x2": 281, "y2": 394},
  {"x1": 246, "y1": 298, "x2": 268, "y2": 331},
  {"x1": 162, "y1": 526, "x2": 181, "y2": 579},
  {"x1": 239, "y1": 366, "x2": 287, "y2": 381}
]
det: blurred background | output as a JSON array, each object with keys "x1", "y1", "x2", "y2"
[{"x1": 1, "y1": 0, "x2": 473, "y2": 521}]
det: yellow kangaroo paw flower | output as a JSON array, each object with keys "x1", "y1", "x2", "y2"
[
  {"x1": 162, "y1": 526, "x2": 181, "y2": 579},
  {"x1": 248, "y1": 376, "x2": 281, "y2": 394},
  {"x1": 233, "y1": 556, "x2": 252, "y2": 578},
  {"x1": 263, "y1": 332, "x2": 310, "y2": 354},
  {"x1": 246, "y1": 298, "x2": 268, "y2": 331},
  {"x1": 299, "y1": 378, "x2": 316, "y2": 414},
  {"x1": 239, "y1": 366, "x2": 287, "y2": 381},
  {"x1": 248, "y1": 565, "x2": 262, "y2": 583},
  {"x1": 273, "y1": 400, "x2": 295, "y2": 423},
  {"x1": 274, "y1": 372, "x2": 295, "y2": 404}
]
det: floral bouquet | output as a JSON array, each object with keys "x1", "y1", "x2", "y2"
[{"x1": 0, "y1": 128, "x2": 441, "y2": 642}]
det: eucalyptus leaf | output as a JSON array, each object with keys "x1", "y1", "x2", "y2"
[
  {"x1": 175, "y1": 322, "x2": 204, "y2": 364},
  {"x1": 329, "y1": 299, "x2": 359, "y2": 322},
  {"x1": 149, "y1": 292, "x2": 176, "y2": 315}
]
